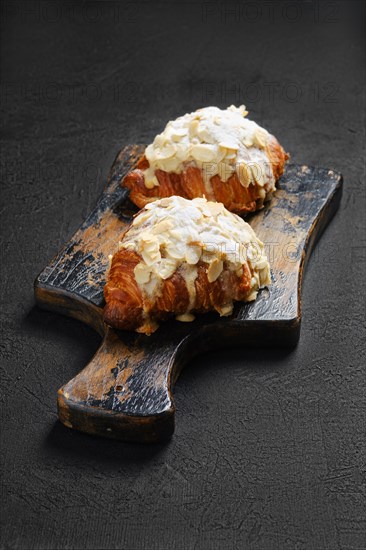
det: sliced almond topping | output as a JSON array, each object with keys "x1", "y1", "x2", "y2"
[
  {"x1": 237, "y1": 162, "x2": 251, "y2": 187},
  {"x1": 151, "y1": 219, "x2": 173, "y2": 234},
  {"x1": 155, "y1": 258, "x2": 177, "y2": 279},
  {"x1": 140, "y1": 235, "x2": 161, "y2": 266},
  {"x1": 171, "y1": 128, "x2": 187, "y2": 141},
  {"x1": 176, "y1": 313, "x2": 195, "y2": 322},
  {"x1": 219, "y1": 140, "x2": 239, "y2": 151},
  {"x1": 246, "y1": 290, "x2": 258, "y2": 301},
  {"x1": 134, "y1": 263, "x2": 151, "y2": 284},
  {"x1": 144, "y1": 174, "x2": 160, "y2": 189},
  {"x1": 217, "y1": 303, "x2": 233, "y2": 317},
  {"x1": 158, "y1": 156, "x2": 181, "y2": 172},
  {"x1": 141, "y1": 249, "x2": 160, "y2": 266},
  {"x1": 185, "y1": 244, "x2": 202, "y2": 265},
  {"x1": 189, "y1": 119, "x2": 199, "y2": 134},
  {"x1": 202, "y1": 201, "x2": 224, "y2": 217},
  {"x1": 191, "y1": 143, "x2": 216, "y2": 162},
  {"x1": 132, "y1": 210, "x2": 150, "y2": 226},
  {"x1": 166, "y1": 241, "x2": 186, "y2": 260},
  {"x1": 197, "y1": 127, "x2": 215, "y2": 144},
  {"x1": 255, "y1": 258, "x2": 269, "y2": 270},
  {"x1": 259, "y1": 265, "x2": 271, "y2": 285},
  {"x1": 253, "y1": 129, "x2": 268, "y2": 149},
  {"x1": 158, "y1": 197, "x2": 174, "y2": 208},
  {"x1": 250, "y1": 163, "x2": 266, "y2": 186},
  {"x1": 156, "y1": 143, "x2": 176, "y2": 160},
  {"x1": 207, "y1": 258, "x2": 223, "y2": 282}
]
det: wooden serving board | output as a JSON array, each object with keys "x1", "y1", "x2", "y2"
[{"x1": 34, "y1": 145, "x2": 342, "y2": 442}]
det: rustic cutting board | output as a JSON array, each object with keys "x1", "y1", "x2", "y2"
[{"x1": 34, "y1": 145, "x2": 342, "y2": 442}]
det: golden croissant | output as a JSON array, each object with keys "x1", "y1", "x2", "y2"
[
  {"x1": 104, "y1": 196, "x2": 271, "y2": 334},
  {"x1": 122, "y1": 106, "x2": 288, "y2": 215}
]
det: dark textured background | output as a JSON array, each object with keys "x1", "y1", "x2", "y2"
[{"x1": 1, "y1": 1, "x2": 365, "y2": 549}]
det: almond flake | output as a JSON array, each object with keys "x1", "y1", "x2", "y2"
[{"x1": 207, "y1": 258, "x2": 223, "y2": 282}]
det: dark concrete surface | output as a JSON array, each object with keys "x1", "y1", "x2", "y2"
[{"x1": 1, "y1": 1, "x2": 365, "y2": 549}]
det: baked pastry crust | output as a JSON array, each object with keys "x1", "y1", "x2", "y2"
[
  {"x1": 104, "y1": 249, "x2": 256, "y2": 334},
  {"x1": 103, "y1": 196, "x2": 271, "y2": 334},
  {"x1": 122, "y1": 106, "x2": 289, "y2": 214}
]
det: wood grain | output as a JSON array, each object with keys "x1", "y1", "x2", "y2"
[{"x1": 34, "y1": 146, "x2": 342, "y2": 442}]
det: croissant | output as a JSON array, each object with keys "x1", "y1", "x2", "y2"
[
  {"x1": 122, "y1": 106, "x2": 288, "y2": 215},
  {"x1": 104, "y1": 196, "x2": 271, "y2": 335}
]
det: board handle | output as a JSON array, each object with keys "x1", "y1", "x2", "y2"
[
  {"x1": 57, "y1": 319, "x2": 298, "y2": 443},
  {"x1": 58, "y1": 328, "x2": 179, "y2": 442}
]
